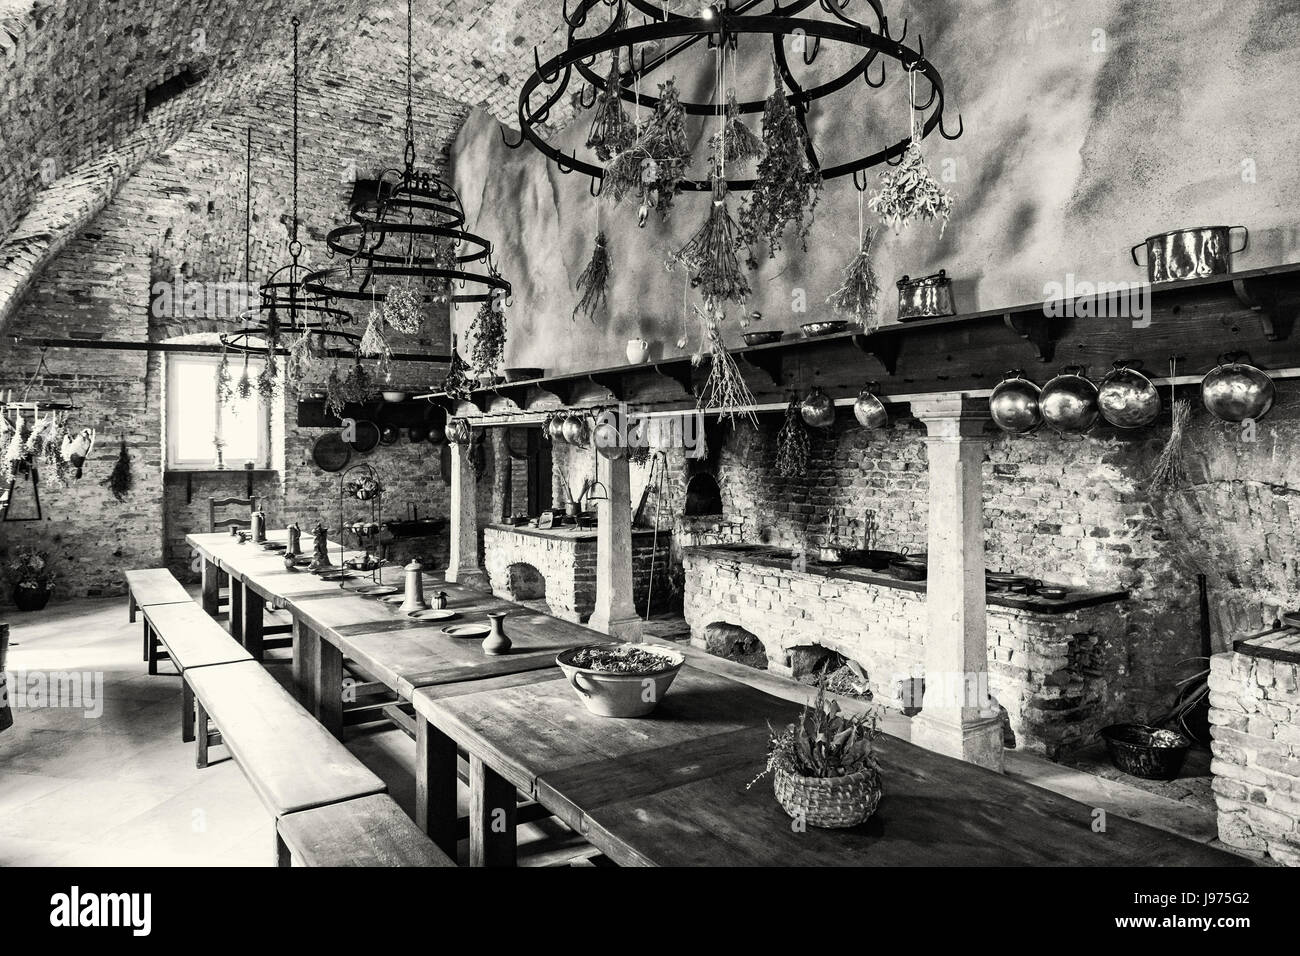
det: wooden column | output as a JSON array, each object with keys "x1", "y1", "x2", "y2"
[
  {"x1": 446, "y1": 439, "x2": 488, "y2": 588},
  {"x1": 909, "y1": 397, "x2": 1004, "y2": 772},
  {"x1": 588, "y1": 451, "x2": 642, "y2": 641}
]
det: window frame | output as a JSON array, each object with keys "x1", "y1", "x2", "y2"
[{"x1": 165, "y1": 353, "x2": 271, "y2": 471}]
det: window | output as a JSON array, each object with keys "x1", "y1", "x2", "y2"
[{"x1": 166, "y1": 354, "x2": 270, "y2": 469}]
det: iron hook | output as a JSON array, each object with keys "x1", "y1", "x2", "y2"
[
  {"x1": 865, "y1": 57, "x2": 885, "y2": 87},
  {"x1": 588, "y1": 175, "x2": 604, "y2": 197},
  {"x1": 939, "y1": 110, "x2": 964, "y2": 140},
  {"x1": 557, "y1": 152, "x2": 575, "y2": 174},
  {"x1": 852, "y1": 168, "x2": 870, "y2": 192},
  {"x1": 500, "y1": 125, "x2": 524, "y2": 149},
  {"x1": 802, "y1": 34, "x2": 821, "y2": 67},
  {"x1": 888, "y1": 16, "x2": 907, "y2": 43},
  {"x1": 579, "y1": 82, "x2": 598, "y2": 109},
  {"x1": 912, "y1": 80, "x2": 937, "y2": 110},
  {"x1": 536, "y1": 47, "x2": 562, "y2": 85},
  {"x1": 885, "y1": 149, "x2": 904, "y2": 166}
]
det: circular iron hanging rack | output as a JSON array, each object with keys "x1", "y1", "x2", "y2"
[
  {"x1": 223, "y1": 17, "x2": 357, "y2": 358},
  {"x1": 508, "y1": 0, "x2": 963, "y2": 193},
  {"x1": 304, "y1": 0, "x2": 512, "y2": 311}
]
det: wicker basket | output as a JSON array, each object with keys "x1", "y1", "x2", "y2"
[{"x1": 773, "y1": 766, "x2": 883, "y2": 828}]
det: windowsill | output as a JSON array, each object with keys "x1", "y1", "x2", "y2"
[{"x1": 165, "y1": 467, "x2": 278, "y2": 475}]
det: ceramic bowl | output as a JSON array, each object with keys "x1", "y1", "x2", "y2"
[{"x1": 556, "y1": 643, "x2": 685, "y2": 718}]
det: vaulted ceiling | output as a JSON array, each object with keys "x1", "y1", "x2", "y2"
[{"x1": 0, "y1": 0, "x2": 580, "y2": 330}]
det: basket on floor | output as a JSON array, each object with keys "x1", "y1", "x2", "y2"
[{"x1": 773, "y1": 765, "x2": 883, "y2": 828}]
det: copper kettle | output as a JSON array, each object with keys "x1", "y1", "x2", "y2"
[
  {"x1": 989, "y1": 370, "x2": 1042, "y2": 434},
  {"x1": 1098, "y1": 361, "x2": 1161, "y2": 429},
  {"x1": 799, "y1": 387, "x2": 836, "y2": 429},
  {"x1": 1040, "y1": 366, "x2": 1100, "y2": 434},
  {"x1": 1201, "y1": 353, "x2": 1275, "y2": 423},
  {"x1": 853, "y1": 383, "x2": 888, "y2": 429}
]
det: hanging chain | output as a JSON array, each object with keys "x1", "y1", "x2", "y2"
[
  {"x1": 290, "y1": 16, "x2": 301, "y2": 258},
  {"x1": 404, "y1": 0, "x2": 416, "y2": 172}
]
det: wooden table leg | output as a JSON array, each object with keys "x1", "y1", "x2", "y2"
[
  {"x1": 230, "y1": 579, "x2": 245, "y2": 645},
  {"x1": 181, "y1": 679, "x2": 195, "y2": 743},
  {"x1": 469, "y1": 754, "x2": 517, "y2": 868},
  {"x1": 416, "y1": 716, "x2": 459, "y2": 858},
  {"x1": 296, "y1": 622, "x2": 342, "y2": 737},
  {"x1": 200, "y1": 559, "x2": 220, "y2": 617},
  {"x1": 292, "y1": 618, "x2": 317, "y2": 709},
  {"x1": 243, "y1": 587, "x2": 265, "y2": 661}
]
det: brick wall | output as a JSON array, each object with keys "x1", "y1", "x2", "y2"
[
  {"x1": 1208, "y1": 648, "x2": 1300, "y2": 866},
  {"x1": 0, "y1": 62, "x2": 467, "y2": 604}
]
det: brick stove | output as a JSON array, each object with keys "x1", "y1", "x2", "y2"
[
  {"x1": 683, "y1": 544, "x2": 1129, "y2": 757},
  {"x1": 483, "y1": 523, "x2": 672, "y2": 624}
]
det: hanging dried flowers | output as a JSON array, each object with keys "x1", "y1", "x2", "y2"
[
  {"x1": 673, "y1": 177, "x2": 749, "y2": 307},
  {"x1": 775, "y1": 399, "x2": 811, "y2": 478},
  {"x1": 603, "y1": 78, "x2": 691, "y2": 224},
  {"x1": 216, "y1": 348, "x2": 234, "y2": 406},
  {"x1": 382, "y1": 282, "x2": 425, "y2": 335},
  {"x1": 285, "y1": 332, "x2": 320, "y2": 392},
  {"x1": 586, "y1": 53, "x2": 636, "y2": 162},
  {"x1": 1150, "y1": 361, "x2": 1190, "y2": 495},
  {"x1": 868, "y1": 69, "x2": 954, "y2": 235},
  {"x1": 740, "y1": 59, "x2": 822, "y2": 258},
  {"x1": 709, "y1": 89, "x2": 765, "y2": 167},
  {"x1": 256, "y1": 353, "x2": 280, "y2": 400},
  {"x1": 442, "y1": 342, "x2": 475, "y2": 400},
  {"x1": 826, "y1": 195, "x2": 883, "y2": 328},
  {"x1": 324, "y1": 363, "x2": 348, "y2": 418},
  {"x1": 469, "y1": 298, "x2": 506, "y2": 378},
  {"x1": 235, "y1": 354, "x2": 254, "y2": 401},
  {"x1": 103, "y1": 435, "x2": 132, "y2": 502},
  {"x1": 41, "y1": 413, "x2": 72, "y2": 488},
  {"x1": 4, "y1": 415, "x2": 30, "y2": 476},
  {"x1": 696, "y1": 309, "x2": 757, "y2": 426},
  {"x1": 343, "y1": 360, "x2": 372, "y2": 403},
  {"x1": 573, "y1": 231, "x2": 612, "y2": 322},
  {"x1": 359, "y1": 308, "x2": 393, "y2": 379}
]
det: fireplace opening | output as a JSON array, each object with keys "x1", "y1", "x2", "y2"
[
  {"x1": 684, "y1": 473, "x2": 723, "y2": 517},
  {"x1": 786, "y1": 644, "x2": 873, "y2": 700},
  {"x1": 503, "y1": 562, "x2": 546, "y2": 602},
  {"x1": 702, "y1": 622, "x2": 768, "y2": 670}
]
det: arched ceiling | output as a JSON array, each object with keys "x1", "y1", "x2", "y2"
[{"x1": 0, "y1": 0, "x2": 580, "y2": 330}]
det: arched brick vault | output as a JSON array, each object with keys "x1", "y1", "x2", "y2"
[{"x1": 0, "y1": 0, "x2": 580, "y2": 331}]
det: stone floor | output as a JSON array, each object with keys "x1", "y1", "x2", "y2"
[{"x1": 0, "y1": 593, "x2": 593, "y2": 867}]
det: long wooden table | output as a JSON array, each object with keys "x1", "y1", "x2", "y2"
[
  {"x1": 412, "y1": 645, "x2": 1248, "y2": 868},
  {"x1": 188, "y1": 531, "x2": 1247, "y2": 869},
  {"x1": 186, "y1": 530, "x2": 602, "y2": 855}
]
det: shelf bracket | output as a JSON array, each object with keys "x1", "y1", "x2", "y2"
[
  {"x1": 738, "y1": 350, "x2": 783, "y2": 388},
  {"x1": 851, "y1": 332, "x2": 901, "y2": 376},
  {"x1": 652, "y1": 362, "x2": 696, "y2": 398},
  {"x1": 587, "y1": 372, "x2": 624, "y2": 401},
  {"x1": 1003, "y1": 311, "x2": 1058, "y2": 362},
  {"x1": 1233, "y1": 277, "x2": 1296, "y2": 342},
  {"x1": 533, "y1": 380, "x2": 577, "y2": 406}
]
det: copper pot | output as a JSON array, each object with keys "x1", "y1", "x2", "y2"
[
  {"x1": 853, "y1": 383, "x2": 888, "y2": 429},
  {"x1": 593, "y1": 415, "x2": 627, "y2": 460},
  {"x1": 1131, "y1": 226, "x2": 1247, "y2": 283},
  {"x1": 547, "y1": 412, "x2": 569, "y2": 444},
  {"x1": 1201, "y1": 353, "x2": 1275, "y2": 423},
  {"x1": 989, "y1": 370, "x2": 1042, "y2": 434},
  {"x1": 562, "y1": 413, "x2": 590, "y2": 447},
  {"x1": 799, "y1": 387, "x2": 836, "y2": 428},
  {"x1": 1040, "y1": 366, "x2": 1100, "y2": 434},
  {"x1": 897, "y1": 269, "x2": 956, "y2": 320},
  {"x1": 1098, "y1": 361, "x2": 1161, "y2": 429}
]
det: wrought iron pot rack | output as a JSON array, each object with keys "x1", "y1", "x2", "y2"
[{"x1": 507, "y1": 0, "x2": 963, "y2": 193}]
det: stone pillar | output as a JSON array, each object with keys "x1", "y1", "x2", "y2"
[
  {"x1": 909, "y1": 396, "x2": 1004, "y2": 772},
  {"x1": 588, "y1": 451, "x2": 642, "y2": 641},
  {"x1": 447, "y1": 439, "x2": 488, "y2": 588}
]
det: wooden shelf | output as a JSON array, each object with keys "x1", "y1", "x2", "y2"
[{"x1": 422, "y1": 262, "x2": 1300, "y2": 419}]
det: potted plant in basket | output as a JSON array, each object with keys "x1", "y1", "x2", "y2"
[
  {"x1": 750, "y1": 673, "x2": 884, "y2": 828},
  {"x1": 8, "y1": 545, "x2": 55, "y2": 611}
]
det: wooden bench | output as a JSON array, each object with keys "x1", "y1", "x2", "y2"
[
  {"x1": 125, "y1": 569, "x2": 194, "y2": 673},
  {"x1": 185, "y1": 660, "x2": 386, "y2": 821},
  {"x1": 140, "y1": 601, "x2": 253, "y2": 745},
  {"x1": 276, "y1": 793, "x2": 455, "y2": 868}
]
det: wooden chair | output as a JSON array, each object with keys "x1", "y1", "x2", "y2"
[{"x1": 206, "y1": 496, "x2": 257, "y2": 610}]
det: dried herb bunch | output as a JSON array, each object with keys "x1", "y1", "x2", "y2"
[
  {"x1": 383, "y1": 282, "x2": 425, "y2": 335},
  {"x1": 41, "y1": 413, "x2": 73, "y2": 487},
  {"x1": 360, "y1": 307, "x2": 393, "y2": 379},
  {"x1": 602, "y1": 78, "x2": 691, "y2": 224},
  {"x1": 103, "y1": 435, "x2": 132, "y2": 502},
  {"x1": 256, "y1": 352, "x2": 280, "y2": 400},
  {"x1": 740, "y1": 60, "x2": 822, "y2": 258},
  {"x1": 573, "y1": 231, "x2": 612, "y2": 322},
  {"x1": 469, "y1": 298, "x2": 506, "y2": 378},
  {"x1": 324, "y1": 364, "x2": 348, "y2": 418},
  {"x1": 285, "y1": 331, "x2": 322, "y2": 392},
  {"x1": 750, "y1": 673, "x2": 883, "y2": 785},
  {"x1": 216, "y1": 348, "x2": 233, "y2": 405},
  {"x1": 868, "y1": 70, "x2": 954, "y2": 235},
  {"x1": 775, "y1": 399, "x2": 810, "y2": 478},
  {"x1": 235, "y1": 354, "x2": 254, "y2": 401},
  {"x1": 586, "y1": 53, "x2": 636, "y2": 161},
  {"x1": 673, "y1": 177, "x2": 750, "y2": 307},
  {"x1": 1150, "y1": 399, "x2": 1192, "y2": 494},
  {"x1": 697, "y1": 317, "x2": 758, "y2": 425},
  {"x1": 709, "y1": 89, "x2": 765, "y2": 167},
  {"x1": 442, "y1": 344, "x2": 475, "y2": 400},
  {"x1": 342, "y1": 360, "x2": 372, "y2": 403},
  {"x1": 826, "y1": 223, "x2": 883, "y2": 328}
]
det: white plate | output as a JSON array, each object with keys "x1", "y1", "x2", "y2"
[
  {"x1": 441, "y1": 623, "x2": 491, "y2": 638},
  {"x1": 409, "y1": 609, "x2": 457, "y2": 621}
]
